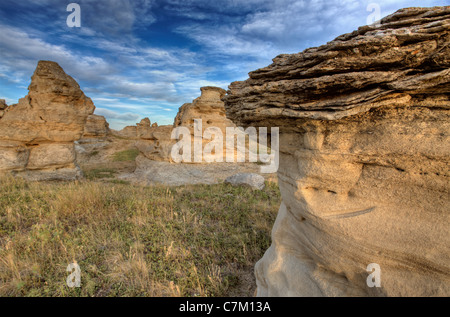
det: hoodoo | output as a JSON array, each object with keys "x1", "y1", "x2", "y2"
[
  {"x1": 0, "y1": 61, "x2": 95, "y2": 180},
  {"x1": 224, "y1": 7, "x2": 450, "y2": 296}
]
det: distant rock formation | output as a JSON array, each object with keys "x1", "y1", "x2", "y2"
[
  {"x1": 123, "y1": 86, "x2": 268, "y2": 185},
  {"x1": 172, "y1": 86, "x2": 239, "y2": 163},
  {"x1": 224, "y1": 6, "x2": 450, "y2": 296},
  {"x1": 174, "y1": 86, "x2": 235, "y2": 130},
  {"x1": 113, "y1": 118, "x2": 164, "y2": 139},
  {"x1": 82, "y1": 114, "x2": 110, "y2": 139},
  {"x1": 0, "y1": 99, "x2": 7, "y2": 118},
  {"x1": 110, "y1": 117, "x2": 174, "y2": 162},
  {"x1": 112, "y1": 125, "x2": 138, "y2": 139},
  {"x1": 0, "y1": 61, "x2": 95, "y2": 180},
  {"x1": 131, "y1": 86, "x2": 239, "y2": 164}
]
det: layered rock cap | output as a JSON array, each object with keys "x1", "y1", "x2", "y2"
[{"x1": 224, "y1": 6, "x2": 450, "y2": 126}]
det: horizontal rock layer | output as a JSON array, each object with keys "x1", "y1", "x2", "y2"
[{"x1": 224, "y1": 6, "x2": 450, "y2": 126}]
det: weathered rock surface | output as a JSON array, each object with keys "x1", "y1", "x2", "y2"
[
  {"x1": 76, "y1": 114, "x2": 112, "y2": 161},
  {"x1": 82, "y1": 114, "x2": 110, "y2": 139},
  {"x1": 172, "y1": 86, "x2": 243, "y2": 163},
  {"x1": 133, "y1": 86, "x2": 239, "y2": 165},
  {"x1": 224, "y1": 7, "x2": 450, "y2": 297},
  {"x1": 125, "y1": 86, "x2": 275, "y2": 185},
  {"x1": 0, "y1": 61, "x2": 95, "y2": 180},
  {"x1": 135, "y1": 125, "x2": 174, "y2": 162},
  {"x1": 0, "y1": 99, "x2": 6, "y2": 119},
  {"x1": 112, "y1": 125, "x2": 138, "y2": 139},
  {"x1": 122, "y1": 155, "x2": 265, "y2": 186},
  {"x1": 225, "y1": 173, "x2": 266, "y2": 190},
  {"x1": 0, "y1": 61, "x2": 95, "y2": 143},
  {"x1": 174, "y1": 86, "x2": 235, "y2": 130}
]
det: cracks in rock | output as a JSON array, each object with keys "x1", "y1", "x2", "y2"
[{"x1": 324, "y1": 207, "x2": 376, "y2": 220}]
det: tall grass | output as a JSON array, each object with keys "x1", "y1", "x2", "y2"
[{"x1": 0, "y1": 176, "x2": 280, "y2": 297}]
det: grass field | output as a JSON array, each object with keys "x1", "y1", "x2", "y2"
[{"x1": 0, "y1": 176, "x2": 280, "y2": 297}]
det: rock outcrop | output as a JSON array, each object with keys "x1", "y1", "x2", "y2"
[
  {"x1": 0, "y1": 99, "x2": 6, "y2": 119},
  {"x1": 174, "y1": 86, "x2": 235, "y2": 130},
  {"x1": 224, "y1": 7, "x2": 450, "y2": 296},
  {"x1": 172, "y1": 86, "x2": 241, "y2": 163},
  {"x1": 82, "y1": 114, "x2": 110, "y2": 139},
  {"x1": 0, "y1": 61, "x2": 95, "y2": 180},
  {"x1": 75, "y1": 114, "x2": 112, "y2": 166},
  {"x1": 124, "y1": 86, "x2": 274, "y2": 185},
  {"x1": 110, "y1": 117, "x2": 174, "y2": 162},
  {"x1": 133, "y1": 86, "x2": 239, "y2": 164},
  {"x1": 225, "y1": 173, "x2": 266, "y2": 190},
  {"x1": 112, "y1": 125, "x2": 139, "y2": 139}
]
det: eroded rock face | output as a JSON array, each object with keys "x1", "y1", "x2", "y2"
[
  {"x1": 0, "y1": 61, "x2": 95, "y2": 180},
  {"x1": 112, "y1": 125, "x2": 138, "y2": 139},
  {"x1": 174, "y1": 86, "x2": 235, "y2": 130},
  {"x1": 224, "y1": 7, "x2": 450, "y2": 297},
  {"x1": 172, "y1": 86, "x2": 240, "y2": 163},
  {"x1": 0, "y1": 99, "x2": 7, "y2": 119},
  {"x1": 135, "y1": 125, "x2": 174, "y2": 161},
  {"x1": 225, "y1": 173, "x2": 265, "y2": 190},
  {"x1": 82, "y1": 114, "x2": 110, "y2": 139},
  {"x1": 133, "y1": 86, "x2": 238, "y2": 164}
]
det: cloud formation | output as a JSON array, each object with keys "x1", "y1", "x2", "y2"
[{"x1": 0, "y1": 0, "x2": 448, "y2": 128}]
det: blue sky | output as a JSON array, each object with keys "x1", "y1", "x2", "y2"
[{"x1": 0, "y1": 0, "x2": 448, "y2": 129}]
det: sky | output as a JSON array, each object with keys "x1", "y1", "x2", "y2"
[{"x1": 0, "y1": 0, "x2": 448, "y2": 129}]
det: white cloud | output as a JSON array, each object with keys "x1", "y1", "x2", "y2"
[
  {"x1": 0, "y1": 23, "x2": 116, "y2": 83},
  {"x1": 2, "y1": 0, "x2": 448, "y2": 130},
  {"x1": 94, "y1": 107, "x2": 141, "y2": 122}
]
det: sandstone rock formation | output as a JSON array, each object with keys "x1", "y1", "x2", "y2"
[
  {"x1": 112, "y1": 125, "x2": 139, "y2": 139},
  {"x1": 172, "y1": 86, "x2": 242, "y2": 163},
  {"x1": 225, "y1": 173, "x2": 266, "y2": 190},
  {"x1": 224, "y1": 6, "x2": 450, "y2": 297},
  {"x1": 0, "y1": 61, "x2": 95, "y2": 180},
  {"x1": 132, "y1": 86, "x2": 239, "y2": 164},
  {"x1": 75, "y1": 114, "x2": 112, "y2": 166},
  {"x1": 124, "y1": 157, "x2": 264, "y2": 187},
  {"x1": 135, "y1": 125, "x2": 174, "y2": 162},
  {"x1": 0, "y1": 99, "x2": 6, "y2": 119},
  {"x1": 174, "y1": 87, "x2": 235, "y2": 130},
  {"x1": 82, "y1": 114, "x2": 110, "y2": 139},
  {"x1": 124, "y1": 86, "x2": 274, "y2": 185}
]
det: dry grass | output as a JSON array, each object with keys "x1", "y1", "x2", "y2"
[{"x1": 0, "y1": 176, "x2": 280, "y2": 297}]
